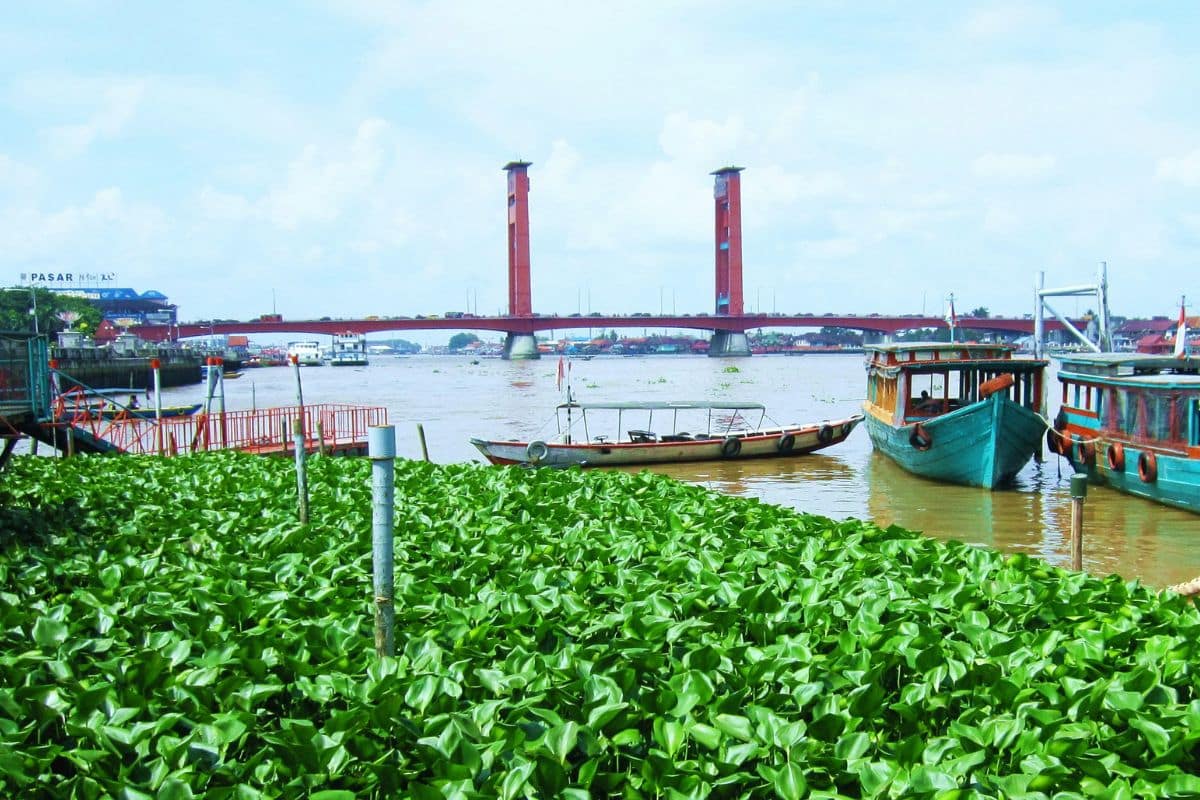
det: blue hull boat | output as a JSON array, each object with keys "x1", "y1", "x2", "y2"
[
  {"x1": 1051, "y1": 353, "x2": 1200, "y2": 513},
  {"x1": 864, "y1": 343, "x2": 1049, "y2": 489}
]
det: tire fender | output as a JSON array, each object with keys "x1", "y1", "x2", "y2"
[
  {"x1": 909, "y1": 422, "x2": 932, "y2": 451},
  {"x1": 776, "y1": 433, "x2": 796, "y2": 453},
  {"x1": 721, "y1": 436, "x2": 742, "y2": 458},
  {"x1": 525, "y1": 440, "x2": 549, "y2": 464}
]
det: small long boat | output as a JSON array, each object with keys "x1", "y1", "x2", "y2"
[
  {"x1": 471, "y1": 400, "x2": 864, "y2": 467},
  {"x1": 862, "y1": 343, "x2": 1048, "y2": 488},
  {"x1": 98, "y1": 403, "x2": 202, "y2": 420},
  {"x1": 1049, "y1": 353, "x2": 1200, "y2": 513}
]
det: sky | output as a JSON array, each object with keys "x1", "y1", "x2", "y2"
[{"x1": 2, "y1": 1, "x2": 1198, "y2": 324}]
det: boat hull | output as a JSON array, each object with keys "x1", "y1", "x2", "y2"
[
  {"x1": 864, "y1": 395, "x2": 1044, "y2": 488},
  {"x1": 329, "y1": 356, "x2": 368, "y2": 366},
  {"x1": 471, "y1": 415, "x2": 864, "y2": 467},
  {"x1": 99, "y1": 404, "x2": 202, "y2": 420},
  {"x1": 1063, "y1": 444, "x2": 1200, "y2": 514}
]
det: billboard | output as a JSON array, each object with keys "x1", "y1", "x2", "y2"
[{"x1": 19, "y1": 271, "x2": 117, "y2": 287}]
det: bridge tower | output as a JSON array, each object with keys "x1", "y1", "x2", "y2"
[
  {"x1": 709, "y1": 166, "x2": 751, "y2": 357},
  {"x1": 502, "y1": 161, "x2": 539, "y2": 359}
]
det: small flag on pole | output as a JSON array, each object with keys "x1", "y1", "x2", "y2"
[
  {"x1": 1174, "y1": 297, "x2": 1188, "y2": 359},
  {"x1": 556, "y1": 356, "x2": 565, "y2": 391},
  {"x1": 945, "y1": 294, "x2": 957, "y2": 342}
]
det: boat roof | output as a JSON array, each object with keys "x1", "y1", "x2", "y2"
[
  {"x1": 865, "y1": 342, "x2": 1015, "y2": 354},
  {"x1": 1056, "y1": 352, "x2": 1200, "y2": 384},
  {"x1": 557, "y1": 400, "x2": 766, "y2": 411}
]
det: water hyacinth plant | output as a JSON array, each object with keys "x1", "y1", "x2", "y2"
[{"x1": 2, "y1": 453, "x2": 1200, "y2": 797}]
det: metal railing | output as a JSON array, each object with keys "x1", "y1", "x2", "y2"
[{"x1": 50, "y1": 392, "x2": 386, "y2": 455}]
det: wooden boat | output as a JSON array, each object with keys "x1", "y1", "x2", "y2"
[
  {"x1": 99, "y1": 403, "x2": 202, "y2": 420},
  {"x1": 862, "y1": 343, "x2": 1048, "y2": 488},
  {"x1": 1049, "y1": 353, "x2": 1200, "y2": 513},
  {"x1": 471, "y1": 400, "x2": 864, "y2": 467}
]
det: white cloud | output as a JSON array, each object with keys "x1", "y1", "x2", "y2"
[
  {"x1": 658, "y1": 112, "x2": 748, "y2": 165},
  {"x1": 198, "y1": 119, "x2": 390, "y2": 230},
  {"x1": 964, "y1": 3, "x2": 1058, "y2": 38},
  {"x1": 1156, "y1": 150, "x2": 1200, "y2": 187},
  {"x1": 800, "y1": 237, "x2": 860, "y2": 259},
  {"x1": 971, "y1": 153, "x2": 1056, "y2": 181},
  {"x1": 46, "y1": 81, "x2": 145, "y2": 158},
  {"x1": 0, "y1": 187, "x2": 168, "y2": 266}
]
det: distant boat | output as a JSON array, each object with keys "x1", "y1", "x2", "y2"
[
  {"x1": 471, "y1": 400, "x2": 864, "y2": 467},
  {"x1": 99, "y1": 403, "x2": 202, "y2": 420},
  {"x1": 287, "y1": 341, "x2": 324, "y2": 366},
  {"x1": 862, "y1": 343, "x2": 1048, "y2": 488},
  {"x1": 329, "y1": 333, "x2": 369, "y2": 367},
  {"x1": 1050, "y1": 352, "x2": 1200, "y2": 513}
]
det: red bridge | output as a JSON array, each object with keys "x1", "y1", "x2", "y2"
[
  {"x1": 133, "y1": 163, "x2": 1068, "y2": 357},
  {"x1": 139, "y1": 313, "x2": 1067, "y2": 342}
]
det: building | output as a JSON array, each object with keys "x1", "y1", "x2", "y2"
[{"x1": 50, "y1": 287, "x2": 178, "y2": 327}]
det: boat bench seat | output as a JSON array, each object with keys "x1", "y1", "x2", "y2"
[
  {"x1": 628, "y1": 429, "x2": 657, "y2": 443},
  {"x1": 660, "y1": 433, "x2": 693, "y2": 443}
]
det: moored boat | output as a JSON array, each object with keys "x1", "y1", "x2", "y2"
[
  {"x1": 329, "y1": 333, "x2": 369, "y2": 367},
  {"x1": 1049, "y1": 352, "x2": 1200, "y2": 513},
  {"x1": 863, "y1": 343, "x2": 1048, "y2": 488},
  {"x1": 99, "y1": 403, "x2": 203, "y2": 420},
  {"x1": 471, "y1": 400, "x2": 864, "y2": 467},
  {"x1": 287, "y1": 341, "x2": 324, "y2": 366}
]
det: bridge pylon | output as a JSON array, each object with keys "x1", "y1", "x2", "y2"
[
  {"x1": 709, "y1": 166, "x2": 751, "y2": 357},
  {"x1": 503, "y1": 160, "x2": 538, "y2": 360}
]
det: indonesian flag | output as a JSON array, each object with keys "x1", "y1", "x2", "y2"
[
  {"x1": 556, "y1": 356, "x2": 565, "y2": 391},
  {"x1": 945, "y1": 296, "x2": 957, "y2": 329},
  {"x1": 1174, "y1": 299, "x2": 1188, "y2": 358}
]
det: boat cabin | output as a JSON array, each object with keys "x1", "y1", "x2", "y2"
[
  {"x1": 1056, "y1": 354, "x2": 1200, "y2": 452},
  {"x1": 864, "y1": 343, "x2": 1046, "y2": 425},
  {"x1": 553, "y1": 400, "x2": 769, "y2": 444}
]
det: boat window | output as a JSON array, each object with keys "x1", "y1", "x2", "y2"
[
  {"x1": 1123, "y1": 390, "x2": 1137, "y2": 434},
  {"x1": 1101, "y1": 388, "x2": 1119, "y2": 432},
  {"x1": 1148, "y1": 394, "x2": 1173, "y2": 442},
  {"x1": 1192, "y1": 399, "x2": 1200, "y2": 447},
  {"x1": 1170, "y1": 394, "x2": 1187, "y2": 445}
]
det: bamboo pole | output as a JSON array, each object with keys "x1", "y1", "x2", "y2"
[
  {"x1": 416, "y1": 423, "x2": 430, "y2": 462},
  {"x1": 1070, "y1": 473, "x2": 1087, "y2": 571}
]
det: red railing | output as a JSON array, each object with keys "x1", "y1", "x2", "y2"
[{"x1": 51, "y1": 392, "x2": 386, "y2": 456}]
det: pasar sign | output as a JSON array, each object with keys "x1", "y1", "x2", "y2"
[{"x1": 20, "y1": 271, "x2": 117, "y2": 285}]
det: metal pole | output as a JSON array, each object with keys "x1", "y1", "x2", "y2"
[
  {"x1": 369, "y1": 425, "x2": 396, "y2": 657},
  {"x1": 1034, "y1": 271, "x2": 1044, "y2": 360},
  {"x1": 291, "y1": 354, "x2": 305, "y2": 437},
  {"x1": 1098, "y1": 261, "x2": 1111, "y2": 352},
  {"x1": 1070, "y1": 472, "x2": 1087, "y2": 571},
  {"x1": 217, "y1": 358, "x2": 227, "y2": 449},
  {"x1": 152, "y1": 358, "x2": 163, "y2": 454},
  {"x1": 293, "y1": 418, "x2": 309, "y2": 524}
]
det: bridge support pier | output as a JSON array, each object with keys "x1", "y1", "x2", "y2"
[
  {"x1": 708, "y1": 331, "x2": 751, "y2": 358},
  {"x1": 503, "y1": 333, "x2": 540, "y2": 360}
]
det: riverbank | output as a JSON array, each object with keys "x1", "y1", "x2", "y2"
[{"x1": 2, "y1": 453, "x2": 1199, "y2": 796}]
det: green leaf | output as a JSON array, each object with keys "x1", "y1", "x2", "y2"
[
  {"x1": 772, "y1": 762, "x2": 807, "y2": 800},
  {"x1": 32, "y1": 617, "x2": 69, "y2": 647},
  {"x1": 544, "y1": 721, "x2": 580, "y2": 764},
  {"x1": 714, "y1": 714, "x2": 754, "y2": 742}
]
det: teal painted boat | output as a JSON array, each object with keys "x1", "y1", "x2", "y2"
[
  {"x1": 863, "y1": 343, "x2": 1048, "y2": 488},
  {"x1": 1050, "y1": 353, "x2": 1200, "y2": 513}
]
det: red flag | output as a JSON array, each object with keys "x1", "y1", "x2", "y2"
[
  {"x1": 1175, "y1": 298, "x2": 1188, "y2": 358},
  {"x1": 556, "y1": 356, "x2": 565, "y2": 391}
]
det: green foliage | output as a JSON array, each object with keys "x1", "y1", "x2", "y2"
[
  {"x1": 2, "y1": 454, "x2": 1200, "y2": 797},
  {"x1": 448, "y1": 332, "x2": 481, "y2": 351},
  {"x1": 968, "y1": 307, "x2": 990, "y2": 319},
  {"x1": 0, "y1": 288, "x2": 102, "y2": 334}
]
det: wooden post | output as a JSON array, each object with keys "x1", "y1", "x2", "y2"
[
  {"x1": 66, "y1": 427, "x2": 75, "y2": 458},
  {"x1": 1070, "y1": 472, "x2": 1087, "y2": 571},
  {"x1": 416, "y1": 423, "x2": 430, "y2": 462},
  {"x1": 281, "y1": 418, "x2": 289, "y2": 453},
  {"x1": 168, "y1": 431, "x2": 178, "y2": 456},
  {"x1": 316, "y1": 421, "x2": 326, "y2": 455}
]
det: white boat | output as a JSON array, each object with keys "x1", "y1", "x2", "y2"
[
  {"x1": 287, "y1": 341, "x2": 324, "y2": 366},
  {"x1": 329, "y1": 333, "x2": 369, "y2": 367},
  {"x1": 471, "y1": 400, "x2": 864, "y2": 467}
]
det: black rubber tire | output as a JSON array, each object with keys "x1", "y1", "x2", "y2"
[{"x1": 721, "y1": 437, "x2": 742, "y2": 458}]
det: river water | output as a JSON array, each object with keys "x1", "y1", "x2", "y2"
[{"x1": 153, "y1": 353, "x2": 1198, "y2": 589}]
